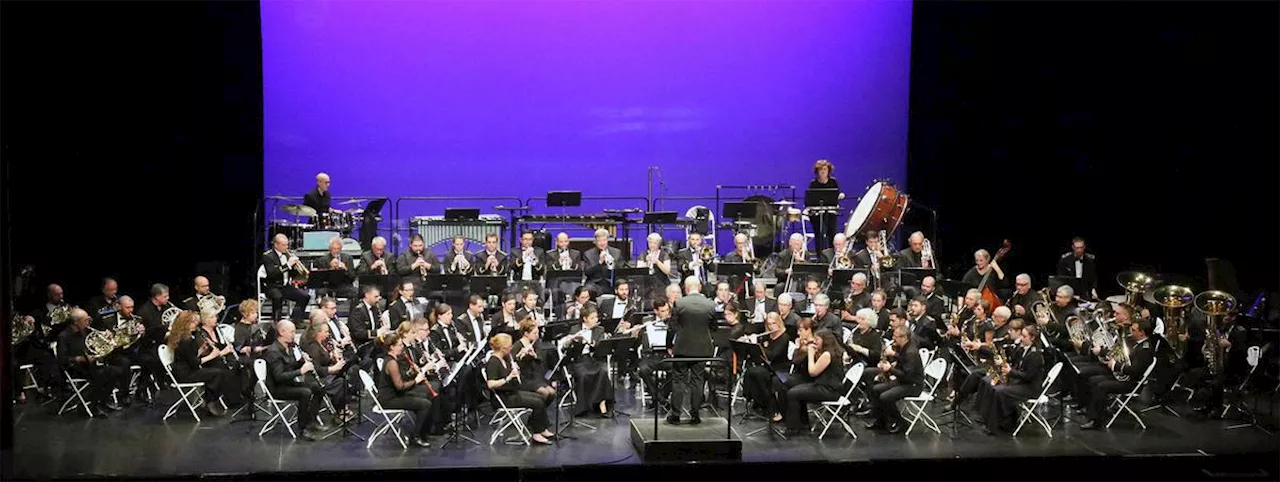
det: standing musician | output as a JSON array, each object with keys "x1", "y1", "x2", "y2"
[
  {"x1": 557, "y1": 305, "x2": 616, "y2": 418},
  {"x1": 897, "y1": 232, "x2": 932, "y2": 269},
  {"x1": 667, "y1": 276, "x2": 716, "y2": 425},
  {"x1": 583, "y1": 229, "x2": 623, "y2": 297},
  {"x1": 676, "y1": 232, "x2": 713, "y2": 285},
  {"x1": 301, "y1": 317, "x2": 354, "y2": 422},
  {"x1": 635, "y1": 297, "x2": 674, "y2": 409},
  {"x1": 180, "y1": 276, "x2": 227, "y2": 314},
  {"x1": 85, "y1": 277, "x2": 120, "y2": 322},
  {"x1": 546, "y1": 232, "x2": 583, "y2": 307},
  {"x1": 442, "y1": 235, "x2": 474, "y2": 275},
  {"x1": 472, "y1": 232, "x2": 509, "y2": 276},
  {"x1": 864, "y1": 326, "x2": 924, "y2": 433},
  {"x1": 486, "y1": 332, "x2": 556, "y2": 444},
  {"x1": 961, "y1": 249, "x2": 1007, "y2": 296},
  {"x1": 808, "y1": 159, "x2": 842, "y2": 253},
  {"x1": 166, "y1": 311, "x2": 240, "y2": 416},
  {"x1": 636, "y1": 233, "x2": 676, "y2": 297},
  {"x1": 743, "y1": 281, "x2": 777, "y2": 330},
  {"x1": 303, "y1": 172, "x2": 341, "y2": 215},
  {"x1": 978, "y1": 324, "x2": 1045, "y2": 435},
  {"x1": 264, "y1": 320, "x2": 334, "y2": 440},
  {"x1": 740, "y1": 312, "x2": 792, "y2": 423},
  {"x1": 57, "y1": 308, "x2": 128, "y2": 413},
  {"x1": 775, "y1": 233, "x2": 812, "y2": 293},
  {"x1": 1006, "y1": 274, "x2": 1038, "y2": 320},
  {"x1": 397, "y1": 234, "x2": 440, "y2": 294},
  {"x1": 376, "y1": 333, "x2": 435, "y2": 448},
  {"x1": 261, "y1": 234, "x2": 312, "y2": 321},
  {"x1": 1078, "y1": 319, "x2": 1156, "y2": 429},
  {"x1": 1056, "y1": 237, "x2": 1098, "y2": 299},
  {"x1": 782, "y1": 331, "x2": 845, "y2": 435},
  {"x1": 316, "y1": 237, "x2": 358, "y2": 300},
  {"x1": 356, "y1": 236, "x2": 394, "y2": 277},
  {"x1": 514, "y1": 231, "x2": 547, "y2": 286}
]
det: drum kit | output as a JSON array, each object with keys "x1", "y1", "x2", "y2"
[{"x1": 273, "y1": 199, "x2": 367, "y2": 250}]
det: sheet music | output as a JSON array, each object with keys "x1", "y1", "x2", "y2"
[
  {"x1": 647, "y1": 323, "x2": 668, "y2": 349},
  {"x1": 612, "y1": 301, "x2": 626, "y2": 320},
  {"x1": 579, "y1": 328, "x2": 594, "y2": 355}
]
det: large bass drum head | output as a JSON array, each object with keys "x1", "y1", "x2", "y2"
[{"x1": 845, "y1": 181, "x2": 887, "y2": 238}]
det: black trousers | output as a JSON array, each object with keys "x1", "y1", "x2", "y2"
[
  {"x1": 316, "y1": 283, "x2": 357, "y2": 302},
  {"x1": 868, "y1": 381, "x2": 921, "y2": 425},
  {"x1": 812, "y1": 213, "x2": 837, "y2": 254},
  {"x1": 954, "y1": 369, "x2": 996, "y2": 408},
  {"x1": 1083, "y1": 373, "x2": 1135, "y2": 423},
  {"x1": 272, "y1": 383, "x2": 326, "y2": 431},
  {"x1": 379, "y1": 394, "x2": 433, "y2": 438},
  {"x1": 670, "y1": 359, "x2": 706, "y2": 416},
  {"x1": 980, "y1": 382, "x2": 1038, "y2": 433},
  {"x1": 69, "y1": 363, "x2": 129, "y2": 405},
  {"x1": 501, "y1": 390, "x2": 552, "y2": 432},
  {"x1": 14, "y1": 342, "x2": 61, "y2": 391},
  {"x1": 1185, "y1": 366, "x2": 1239, "y2": 409},
  {"x1": 637, "y1": 353, "x2": 670, "y2": 404},
  {"x1": 177, "y1": 366, "x2": 244, "y2": 406},
  {"x1": 1071, "y1": 360, "x2": 1110, "y2": 402},
  {"x1": 784, "y1": 383, "x2": 840, "y2": 430},
  {"x1": 266, "y1": 285, "x2": 311, "y2": 321},
  {"x1": 743, "y1": 365, "x2": 787, "y2": 416}
]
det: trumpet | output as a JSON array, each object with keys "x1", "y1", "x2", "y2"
[
  {"x1": 287, "y1": 250, "x2": 310, "y2": 277},
  {"x1": 480, "y1": 250, "x2": 506, "y2": 275},
  {"x1": 517, "y1": 247, "x2": 539, "y2": 267},
  {"x1": 378, "y1": 256, "x2": 389, "y2": 275},
  {"x1": 416, "y1": 252, "x2": 429, "y2": 277},
  {"x1": 643, "y1": 250, "x2": 661, "y2": 275},
  {"x1": 449, "y1": 249, "x2": 472, "y2": 274},
  {"x1": 921, "y1": 238, "x2": 934, "y2": 268},
  {"x1": 557, "y1": 249, "x2": 573, "y2": 270},
  {"x1": 602, "y1": 249, "x2": 615, "y2": 270}
]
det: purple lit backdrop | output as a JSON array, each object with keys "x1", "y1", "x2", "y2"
[{"x1": 262, "y1": 0, "x2": 912, "y2": 251}]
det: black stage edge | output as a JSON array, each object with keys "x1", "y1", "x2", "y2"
[{"x1": 629, "y1": 417, "x2": 743, "y2": 463}]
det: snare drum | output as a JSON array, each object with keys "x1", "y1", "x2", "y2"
[{"x1": 844, "y1": 180, "x2": 909, "y2": 239}]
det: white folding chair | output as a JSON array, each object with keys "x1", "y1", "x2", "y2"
[
  {"x1": 903, "y1": 357, "x2": 948, "y2": 436},
  {"x1": 812, "y1": 362, "x2": 865, "y2": 440},
  {"x1": 19, "y1": 363, "x2": 40, "y2": 393},
  {"x1": 1013, "y1": 362, "x2": 1063, "y2": 437},
  {"x1": 1105, "y1": 361, "x2": 1158, "y2": 429},
  {"x1": 158, "y1": 344, "x2": 222, "y2": 422},
  {"x1": 255, "y1": 358, "x2": 298, "y2": 438},
  {"x1": 359, "y1": 369, "x2": 410, "y2": 449},
  {"x1": 256, "y1": 265, "x2": 268, "y2": 315},
  {"x1": 52, "y1": 342, "x2": 96, "y2": 417},
  {"x1": 481, "y1": 364, "x2": 534, "y2": 445}
]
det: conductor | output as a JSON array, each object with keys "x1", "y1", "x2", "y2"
[{"x1": 667, "y1": 276, "x2": 716, "y2": 425}]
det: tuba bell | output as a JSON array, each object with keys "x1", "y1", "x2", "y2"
[
  {"x1": 1195, "y1": 290, "x2": 1236, "y2": 376},
  {"x1": 1116, "y1": 271, "x2": 1154, "y2": 308},
  {"x1": 1152, "y1": 284, "x2": 1194, "y2": 359}
]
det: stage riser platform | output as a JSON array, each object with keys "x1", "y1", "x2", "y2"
[{"x1": 629, "y1": 418, "x2": 743, "y2": 463}]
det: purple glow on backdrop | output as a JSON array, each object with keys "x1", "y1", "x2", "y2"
[{"x1": 262, "y1": 0, "x2": 912, "y2": 249}]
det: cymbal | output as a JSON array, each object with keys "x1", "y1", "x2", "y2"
[
  {"x1": 281, "y1": 204, "x2": 317, "y2": 217},
  {"x1": 772, "y1": 200, "x2": 796, "y2": 206},
  {"x1": 338, "y1": 199, "x2": 368, "y2": 205}
]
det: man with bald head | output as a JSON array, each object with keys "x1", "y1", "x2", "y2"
[
  {"x1": 668, "y1": 276, "x2": 717, "y2": 424},
  {"x1": 303, "y1": 172, "x2": 339, "y2": 215},
  {"x1": 35, "y1": 283, "x2": 72, "y2": 343},
  {"x1": 261, "y1": 233, "x2": 312, "y2": 320},
  {"x1": 57, "y1": 308, "x2": 129, "y2": 413},
  {"x1": 181, "y1": 276, "x2": 226, "y2": 313},
  {"x1": 264, "y1": 319, "x2": 334, "y2": 440}
]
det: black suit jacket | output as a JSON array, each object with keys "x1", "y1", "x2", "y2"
[
  {"x1": 319, "y1": 252, "x2": 357, "y2": 285},
  {"x1": 896, "y1": 247, "x2": 924, "y2": 268},
  {"x1": 851, "y1": 249, "x2": 873, "y2": 269},
  {"x1": 396, "y1": 250, "x2": 440, "y2": 278},
  {"x1": 263, "y1": 340, "x2": 307, "y2": 389},
  {"x1": 583, "y1": 246, "x2": 624, "y2": 293},
  {"x1": 888, "y1": 341, "x2": 925, "y2": 387},
  {"x1": 1006, "y1": 344, "x2": 1045, "y2": 387},
  {"x1": 512, "y1": 247, "x2": 547, "y2": 280},
  {"x1": 85, "y1": 295, "x2": 118, "y2": 320},
  {"x1": 743, "y1": 297, "x2": 777, "y2": 321},
  {"x1": 774, "y1": 250, "x2": 814, "y2": 283},
  {"x1": 357, "y1": 250, "x2": 395, "y2": 276},
  {"x1": 1119, "y1": 337, "x2": 1156, "y2": 382},
  {"x1": 386, "y1": 298, "x2": 419, "y2": 327},
  {"x1": 909, "y1": 315, "x2": 942, "y2": 350},
  {"x1": 456, "y1": 311, "x2": 487, "y2": 348},
  {"x1": 598, "y1": 296, "x2": 640, "y2": 321},
  {"x1": 471, "y1": 250, "x2": 510, "y2": 276},
  {"x1": 1056, "y1": 252, "x2": 1098, "y2": 292},
  {"x1": 544, "y1": 248, "x2": 583, "y2": 272},
  {"x1": 135, "y1": 301, "x2": 169, "y2": 347},
  {"x1": 260, "y1": 249, "x2": 292, "y2": 289},
  {"x1": 671, "y1": 293, "x2": 716, "y2": 357},
  {"x1": 429, "y1": 323, "x2": 467, "y2": 361},
  {"x1": 348, "y1": 301, "x2": 380, "y2": 346}
]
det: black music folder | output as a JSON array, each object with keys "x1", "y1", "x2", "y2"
[
  {"x1": 358, "y1": 274, "x2": 397, "y2": 297},
  {"x1": 804, "y1": 188, "x2": 840, "y2": 208},
  {"x1": 425, "y1": 273, "x2": 469, "y2": 292},
  {"x1": 469, "y1": 275, "x2": 507, "y2": 298}
]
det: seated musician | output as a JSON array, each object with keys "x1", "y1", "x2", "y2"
[
  {"x1": 514, "y1": 231, "x2": 548, "y2": 292},
  {"x1": 946, "y1": 317, "x2": 1024, "y2": 413},
  {"x1": 846, "y1": 308, "x2": 884, "y2": 381},
  {"x1": 396, "y1": 234, "x2": 439, "y2": 296},
  {"x1": 741, "y1": 312, "x2": 792, "y2": 423},
  {"x1": 666, "y1": 283, "x2": 684, "y2": 302},
  {"x1": 977, "y1": 324, "x2": 1045, "y2": 435},
  {"x1": 865, "y1": 326, "x2": 924, "y2": 433},
  {"x1": 920, "y1": 276, "x2": 949, "y2": 320},
  {"x1": 560, "y1": 286, "x2": 596, "y2": 321},
  {"x1": 428, "y1": 303, "x2": 471, "y2": 362},
  {"x1": 810, "y1": 294, "x2": 841, "y2": 334},
  {"x1": 356, "y1": 236, "x2": 394, "y2": 277},
  {"x1": 348, "y1": 285, "x2": 386, "y2": 360},
  {"x1": 712, "y1": 281, "x2": 735, "y2": 313},
  {"x1": 133, "y1": 283, "x2": 173, "y2": 388},
  {"x1": 261, "y1": 234, "x2": 312, "y2": 321},
  {"x1": 95, "y1": 295, "x2": 143, "y2": 394},
  {"x1": 635, "y1": 297, "x2": 674, "y2": 407},
  {"x1": 557, "y1": 306, "x2": 615, "y2": 418},
  {"x1": 775, "y1": 233, "x2": 811, "y2": 291},
  {"x1": 197, "y1": 309, "x2": 252, "y2": 402},
  {"x1": 906, "y1": 297, "x2": 942, "y2": 350},
  {"x1": 457, "y1": 295, "x2": 490, "y2": 349},
  {"x1": 719, "y1": 233, "x2": 757, "y2": 293},
  {"x1": 57, "y1": 308, "x2": 128, "y2": 413},
  {"x1": 743, "y1": 281, "x2": 777, "y2": 331},
  {"x1": 514, "y1": 317, "x2": 557, "y2": 402},
  {"x1": 514, "y1": 289, "x2": 546, "y2": 328},
  {"x1": 376, "y1": 333, "x2": 434, "y2": 448},
  {"x1": 851, "y1": 230, "x2": 885, "y2": 268},
  {"x1": 599, "y1": 278, "x2": 640, "y2": 324},
  {"x1": 866, "y1": 289, "x2": 890, "y2": 331},
  {"x1": 897, "y1": 231, "x2": 930, "y2": 269},
  {"x1": 386, "y1": 280, "x2": 424, "y2": 328},
  {"x1": 961, "y1": 248, "x2": 1007, "y2": 299},
  {"x1": 472, "y1": 232, "x2": 509, "y2": 276},
  {"x1": 782, "y1": 331, "x2": 845, "y2": 435},
  {"x1": 1006, "y1": 274, "x2": 1038, "y2": 320},
  {"x1": 545, "y1": 232, "x2": 583, "y2": 309},
  {"x1": 1185, "y1": 311, "x2": 1248, "y2": 416},
  {"x1": 777, "y1": 294, "x2": 800, "y2": 336},
  {"x1": 487, "y1": 332, "x2": 555, "y2": 445},
  {"x1": 315, "y1": 237, "x2": 357, "y2": 300},
  {"x1": 302, "y1": 314, "x2": 354, "y2": 422},
  {"x1": 492, "y1": 293, "x2": 522, "y2": 337},
  {"x1": 582, "y1": 229, "x2": 622, "y2": 296},
  {"x1": 838, "y1": 273, "x2": 871, "y2": 317},
  {"x1": 86, "y1": 277, "x2": 121, "y2": 322},
  {"x1": 947, "y1": 298, "x2": 995, "y2": 395},
  {"x1": 166, "y1": 311, "x2": 240, "y2": 415},
  {"x1": 180, "y1": 276, "x2": 227, "y2": 314},
  {"x1": 820, "y1": 232, "x2": 851, "y2": 267},
  {"x1": 264, "y1": 320, "x2": 335, "y2": 440},
  {"x1": 403, "y1": 319, "x2": 449, "y2": 435},
  {"x1": 1067, "y1": 302, "x2": 1136, "y2": 409},
  {"x1": 1078, "y1": 319, "x2": 1156, "y2": 429}
]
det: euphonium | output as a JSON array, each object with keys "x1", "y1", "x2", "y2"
[
  {"x1": 1153, "y1": 284, "x2": 1194, "y2": 359},
  {"x1": 1110, "y1": 332, "x2": 1133, "y2": 381},
  {"x1": 921, "y1": 238, "x2": 935, "y2": 268},
  {"x1": 1195, "y1": 290, "x2": 1236, "y2": 377},
  {"x1": 1064, "y1": 315, "x2": 1089, "y2": 348}
]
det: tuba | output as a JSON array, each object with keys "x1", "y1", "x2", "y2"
[
  {"x1": 1032, "y1": 288, "x2": 1056, "y2": 326},
  {"x1": 1152, "y1": 285, "x2": 1194, "y2": 359},
  {"x1": 1195, "y1": 290, "x2": 1236, "y2": 377},
  {"x1": 1116, "y1": 271, "x2": 1154, "y2": 308}
]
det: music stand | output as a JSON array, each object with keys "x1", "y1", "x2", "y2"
[
  {"x1": 425, "y1": 274, "x2": 469, "y2": 296},
  {"x1": 642, "y1": 212, "x2": 678, "y2": 225},
  {"x1": 722, "y1": 202, "x2": 757, "y2": 221},
  {"x1": 787, "y1": 262, "x2": 828, "y2": 292},
  {"x1": 804, "y1": 188, "x2": 841, "y2": 208},
  {"x1": 716, "y1": 262, "x2": 755, "y2": 294},
  {"x1": 444, "y1": 208, "x2": 480, "y2": 221},
  {"x1": 613, "y1": 267, "x2": 650, "y2": 293},
  {"x1": 440, "y1": 347, "x2": 483, "y2": 449},
  {"x1": 550, "y1": 337, "x2": 597, "y2": 439},
  {"x1": 358, "y1": 274, "x2": 397, "y2": 301},
  {"x1": 307, "y1": 269, "x2": 345, "y2": 293},
  {"x1": 939, "y1": 279, "x2": 976, "y2": 301},
  {"x1": 359, "y1": 198, "x2": 388, "y2": 251},
  {"x1": 1048, "y1": 276, "x2": 1089, "y2": 299},
  {"x1": 829, "y1": 268, "x2": 867, "y2": 292},
  {"x1": 595, "y1": 336, "x2": 637, "y2": 416},
  {"x1": 898, "y1": 268, "x2": 937, "y2": 288},
  {"x1": 547, "y1": 191, "x2": 582, "y2": 208},
  {"x1": 469, "y1": 275, "x2": 507, "y2": 300}
]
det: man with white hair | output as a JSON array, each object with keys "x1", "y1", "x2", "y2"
[
  {"x1": 821, "y1": 232, "x2": 850, "y2": 268},
  {"x1": 775, "y1": 233, "x2": 811, "y2": 292},
  {"x1": 811, "y1": 294, "x2": 841, "y2": 333},
  {"x1": 261, "y1": 233, "x2": 312, "y2": 320},
  {"x1": 665, "y1": 283, "x2": 683, "y2": 302},
  {"x1": 357, "y1": 236, "x2": 394, "y2": 276},
  {"x1": 668, "y1": 276, "x2": 716, "y2": 424},
  {"x1": 840, "y1": 272, "x2": 871, "y2": 319},
  {"x1": 777, "y1": 294, "x2": 800, "y2": 334},
  {"x1": 315, "y1": 236, "x2": 358, "y2": 300},
  {"x1": 583, "y1": 228, "x2": 624, "y2": 296},
  {"x1": 638, "y1": 232, "x2": 675, "y2": 296},
  {"x1": 897, "y1": 231, "x2": 930, "y2": 269},
  {"x1": 722, "y1": 233, "x2": 753, "y2": 264},
  {"x1": 1007, "y1": 274, "x2": 1037, "y2": 319},
  {"x1": 743, "y1": 281, "x2": 777, "y2": 329},
  {"x1": 303, "y1": 172, "x2": 339, "y2": 215},
  {"x1": 264, "y1": 319, "x2": 334, "y2": 440}
]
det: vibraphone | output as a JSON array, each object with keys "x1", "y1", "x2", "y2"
[{"x1": 411, "y1": 215, "x2": 508, "y2": 250}]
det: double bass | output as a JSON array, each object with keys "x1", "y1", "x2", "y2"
[{"x1": 979, "y1": 240, "x2": 1012, "y2": 311}]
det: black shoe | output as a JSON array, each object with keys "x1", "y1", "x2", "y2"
[
  {"x1": 1079, "y1": 420, "x2": 1099, "y2": 430},
  {"x1": 413, "y1": 437, "x2": 431, "y2": 448},
  {"x1": 104, "y1": 402, "x2": 123, "y2": 411},
  {"x1": 689, "y1": 414, "x2": 702, "y2": 425},
  {"x1": 600, "y1": 410, "x2": 615, "y2": 419},
  {"x1": 886, "y1": 420, "x2": 902, "y2": 434},
  {"x1": 864, "y1": 420, "x2": 885, "y2": 430},
  {"x1": 666, "y1": 414, "x2": 681, "y2": 425}
]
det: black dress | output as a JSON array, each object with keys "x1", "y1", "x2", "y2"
[
  {"x1": 376, "y1": 354, "x2": 433, "y2": 439},
  {"x1": 784, "y1": 349, "x2": 845, "y2": 430},
  {"x1": 172, "y1": 335, "x2": 242, "y2": 406},
  {"x1": 514, "y1": 338, "x2": 552, "y2": 392},
  {"x1": 743, "y1": 332, "x2": 792, "y2": 416},
  {"x1": 563, "y1": 325, "x2": 615, "y2": 414},
  {"x1": 485, "y1": 354, "x2": 552, "y2": 433},
  {"x1": 809, "y1": 178, "x2": 840, "y2": 253}
]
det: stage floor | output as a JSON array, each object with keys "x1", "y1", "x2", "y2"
[{"x1": 11, "y1": 388, "x2": 1278, "y2": 480}]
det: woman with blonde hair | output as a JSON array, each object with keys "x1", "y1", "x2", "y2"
[
  {"x1": 485, "y1": 333, "x2": 554, "y2": 444},
  {"x1": 165, "y1": 310, "x2": 240, "y2": 415}
]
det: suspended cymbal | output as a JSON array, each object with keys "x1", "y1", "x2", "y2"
[
  {"x1": 772, "y1": 200, "x2": 796, "y2": 206},
  {"x1": 280, "y1": 204, "x2": 317, "y2": 217},
  {"x1": 338, "y1": 198, "x2": 368, "y2": 205}
]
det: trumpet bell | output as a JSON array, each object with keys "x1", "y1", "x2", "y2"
[
  {"x1": 1194, "y1": 290, "x2": 1236, "y2": 316},
  {"x1": 1152, "y1": 285, "x2": 1194, "y2": 309},
  {"x1": 1116, "y1": 271, "x2": 1154, "y2": 294}
]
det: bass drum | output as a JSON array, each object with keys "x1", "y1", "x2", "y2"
[{"x1": 844, "y1": 180, "x2": 909, "y2": 240}]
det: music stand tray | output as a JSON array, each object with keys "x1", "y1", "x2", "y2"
[
  {"x1": 804, "y1": 188, "x2": 841, "y2": 208},
  {"x1": 642, "y1": 212, "x2": 678, "y2": 224},
  {"x1": 722, "y1": 202, "x2": 758, "y2": 220},
  {"x1": 358, "y1": 274, "x2": 398, "y2": 299},
  {"x1": 547, "y1": 191, "x2": 582, "y2": 208},
  {"x1": 426, "y1": 274, "x2": 469, "y2": 293},
  {"x1": 444, "y1": 208, "x2": 481, "y2": 221},
  {"x1": 307, "y1": 269, "x2": 346, "y2": 289},
  {"x1": 790, "y1": 262, "x2": 829, "y2": 282},
  {"x1": 898, "y1": 267, "x2": 938, "y2": 287},
  {"x1": 939, "y1": 279, "x2": 977, "y2": 300},
  {"x1": 1048, "y1": 276, "x2": 1089, "y2": 299},
  {"x1": 470, "y1": 275, "x2": 508, "y2": 298},
  {"x1": 829, "y1": 268, "x2": 868, "y2": 290}
]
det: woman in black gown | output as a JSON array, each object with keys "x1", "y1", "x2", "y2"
[
  {"x1": 809, "y1": 159, "x2": 841, "y2": 253},
  {"x1": 375, "y1": 333, "x2": 433, "y2": 447},
  {"x1": 556, "y1": 306, "x2": 615, "y2": 418},
  {"x1": 164, "y1": 310, "x2": 240, "y2": 416},
  {"x1": 485, "y1": 333, "x2": 554, "y2": 444},
  {"x1": 514, "y1": 317, "x2": 557, "y2": 402}
]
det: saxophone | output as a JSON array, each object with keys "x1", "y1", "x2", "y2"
[{"x1": 986, "y1": 338, "x2": 1008, "y2": 385}]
